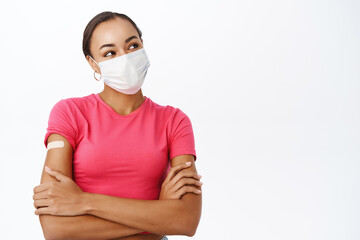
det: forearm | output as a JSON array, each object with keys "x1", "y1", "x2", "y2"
[
  {"x1": 84, "y1": 192, "x2": 201, "y2": 236},
  {"x1": 39, "y1": 214, "x2": 143, "y2": 240}
]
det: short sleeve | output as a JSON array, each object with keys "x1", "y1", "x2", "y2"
[
  {"x1": 168, "y1": 108, "x2": 197, "y2": 161},
  {"x1": 43, "y1": 99, "x2": 77, "y2": 151}
]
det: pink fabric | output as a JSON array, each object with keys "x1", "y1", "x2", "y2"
[{"x1": 44, "y1": 93, "x2": 197, "y2": 234}]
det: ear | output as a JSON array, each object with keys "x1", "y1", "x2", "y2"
[
  {"x1": 140, "y1": 38, "x2": 144, "y2": 45},
  {"x1": 86, "y1": 55, "x2": 101, "y2": 74}
]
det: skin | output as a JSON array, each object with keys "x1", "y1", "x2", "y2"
[
  {"x1": 87, "y1": 17, "x2": 147, "y2": 116},
  {"x1": 34, "y1": 17, "x2": 202, "y2": 240}
]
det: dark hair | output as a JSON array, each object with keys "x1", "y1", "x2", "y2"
[{"x1": 82, "y1": 11, "x2": 143, "y2": 58}]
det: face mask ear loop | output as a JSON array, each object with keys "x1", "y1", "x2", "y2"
[{"x1": 89, "y1": 55, "x2": 102, "y2": 81}]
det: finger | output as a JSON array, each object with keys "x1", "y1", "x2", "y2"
[
  {"x1": 33, "y1": 182, "x2": 52, "y2": 193},
  {"x1": 45, "y1": 166, "x2": 69, "y2": 182},
  {"x1": 34, "y1": 199, "x2": 50, "y2": 209},
  {"x1": 163, "y1": 162, "x2": 193, "y2": 185},
  {"x1": 35, "y1": 207, "x2": 52, "y2": 215},
  {"x1": 33, "y1": 191, "x2": 48, "y2": 200},
  {"x1": 169, "y1": 170, "x2": 201, "y2": 187},
  {"x1": 164, "y1": 162, "x2": 192, "y2": 184},
  {"x1": 175, "y1": 186, "x2": 202, "y2": 199},
  {"x1": 172, "y1": 178, "x2": 203, "y2": 192}
]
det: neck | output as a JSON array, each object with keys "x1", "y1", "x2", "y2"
[{"x1": 99, "y1": 84, "x2": 145, "y2": 116}]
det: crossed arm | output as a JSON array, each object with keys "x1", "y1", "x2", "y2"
[{"x1": 35, "y1": 133, "x2": 202, "y2": 240}]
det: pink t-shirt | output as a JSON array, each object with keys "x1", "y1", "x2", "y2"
[{"x1": 43, "y1": 93, "x2": 197, "y2": 234}]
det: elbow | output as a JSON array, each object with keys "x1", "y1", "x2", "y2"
[
  {"x1": 184, "y1": 218, "x2": 200, "y2": 237},
  {"x1": 43, "y1": 233, "x2": 63, "y2": 240},
  {"x1": 172, "y1": 199, "x2": 202, "y2": 237},
  {"x1": 174, "y1": 220, "x2": 198, "y2": 237},
  {"x1": 185, "y1": 205, "x2": 201, "y2": 236},
  {"x1": 44, "y1": 235, "x2": 61, "y2": 240},
  {"x1": 173, "y1": 213, "x2": 200, "y2": 237},
  {"x1": 39, "y1": 215, "x2": 66, "y2": 240}
]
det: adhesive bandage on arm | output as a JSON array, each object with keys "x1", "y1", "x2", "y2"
[{"x1": 47, "y1": 140, "x2": 65, "y2": 150}]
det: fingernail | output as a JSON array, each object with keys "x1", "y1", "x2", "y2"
[
  {"x1": 197, "y1": 189, "x2": 201, "y2": 193},
  {"x1": 185, "y1": 162, "x2": 191, "y2": 165},
  {"x1": 45, "y1": 166, "x2": 51, "y2": 172},
  {"x1": 199, "y1": 181, "x2": 203, "y2": 185},
  {"x1": 198, "y1": 174, "x2": 202, "y2": 178}
]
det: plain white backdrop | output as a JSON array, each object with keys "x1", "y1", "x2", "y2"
[{"x1": 0, "y1": 0, "x2": 359, "y2": 239}]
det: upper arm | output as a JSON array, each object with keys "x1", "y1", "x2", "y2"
[
  {"x1": 38, "y1": 133, "x2": 73, "y2": 237},
  {"x1": 170, "y1": 154, "x2": 202, "y2": 232},
  {"x1": 168, "y1": 108, "x2": 201, "y2": 231},
  {"x1": 168, "y1": 109, "x2": 197, "y2": 161},
  {"x1": 170, "y1": 153, "x2": 202, "y2": 199},
  {"x1": 40, "y1": 133, "x2": 73, "y2": 184},
  {"x1": 41, "y1": 99, "x2": 77, "y2": 183},
  {"x1": 43, "y1": 99, "x2": 77, "y2": 151}
]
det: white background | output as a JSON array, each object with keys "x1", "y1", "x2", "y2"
[{"x1": 0, "y1": 0, "x2": 359, "y2": 239}]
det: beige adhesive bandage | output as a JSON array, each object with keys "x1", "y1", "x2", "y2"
[{"x1": 47, "y1": 141, "x2": 64, "y2": 150}]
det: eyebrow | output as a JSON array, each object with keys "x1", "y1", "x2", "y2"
[
  {"x1": 125, "y1": 35, "x2": 138, "y2": 43},
  {"x1": 99, "y1": 43, "x2": 115, "y2": 50},
  {"x1": 99, "y1": 36, "x2": 139, "y2": 50}
]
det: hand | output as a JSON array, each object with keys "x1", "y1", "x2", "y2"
[
  {"x1": 159, "y1": 162, "x2": 203, "y2": 200},
  {"x1": 33, "y1": 166, "x2": 87, "y2": 216}
]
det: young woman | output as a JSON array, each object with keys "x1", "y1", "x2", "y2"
[{"x1": 32, "y1": 11, "x2": 202, "y2": 240}]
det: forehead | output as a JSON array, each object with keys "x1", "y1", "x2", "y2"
[{"x1": 91, "y1": 17, "x2": 139, "y2": 48}]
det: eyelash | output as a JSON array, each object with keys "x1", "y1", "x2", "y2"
[
  {"x1": 104, "y1": 43, "x2": 139, "y2": 57},
  {"x1": 104, "y1": 51, "x2": 116, "y2": 57},
  {"x1": 129, "y1": 43, "x2": 139, "y2": 49}
]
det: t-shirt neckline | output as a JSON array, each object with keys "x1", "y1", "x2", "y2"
[{"x1": 94, "y1": 93, "x2": 149, "y2": 118}]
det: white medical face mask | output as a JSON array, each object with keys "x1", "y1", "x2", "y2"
[{"x1": 89, "y1": 48, "x2": 150, "y2": 95}]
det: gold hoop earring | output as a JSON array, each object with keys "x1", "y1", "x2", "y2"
[{"x1": 94, "y1": 71, "x2": 101, "y2": 81}]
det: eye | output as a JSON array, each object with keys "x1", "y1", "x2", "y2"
[
  {"x1": 104, "y1": 51, "x2": 116, "y2": 57},
  {"x1": 129, "y1": 43, "x2": 139, "y2": 50}
]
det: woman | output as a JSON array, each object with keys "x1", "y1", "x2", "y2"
[{"x1": 32, "y1": 11, "x2": 202, "y2": 240}]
